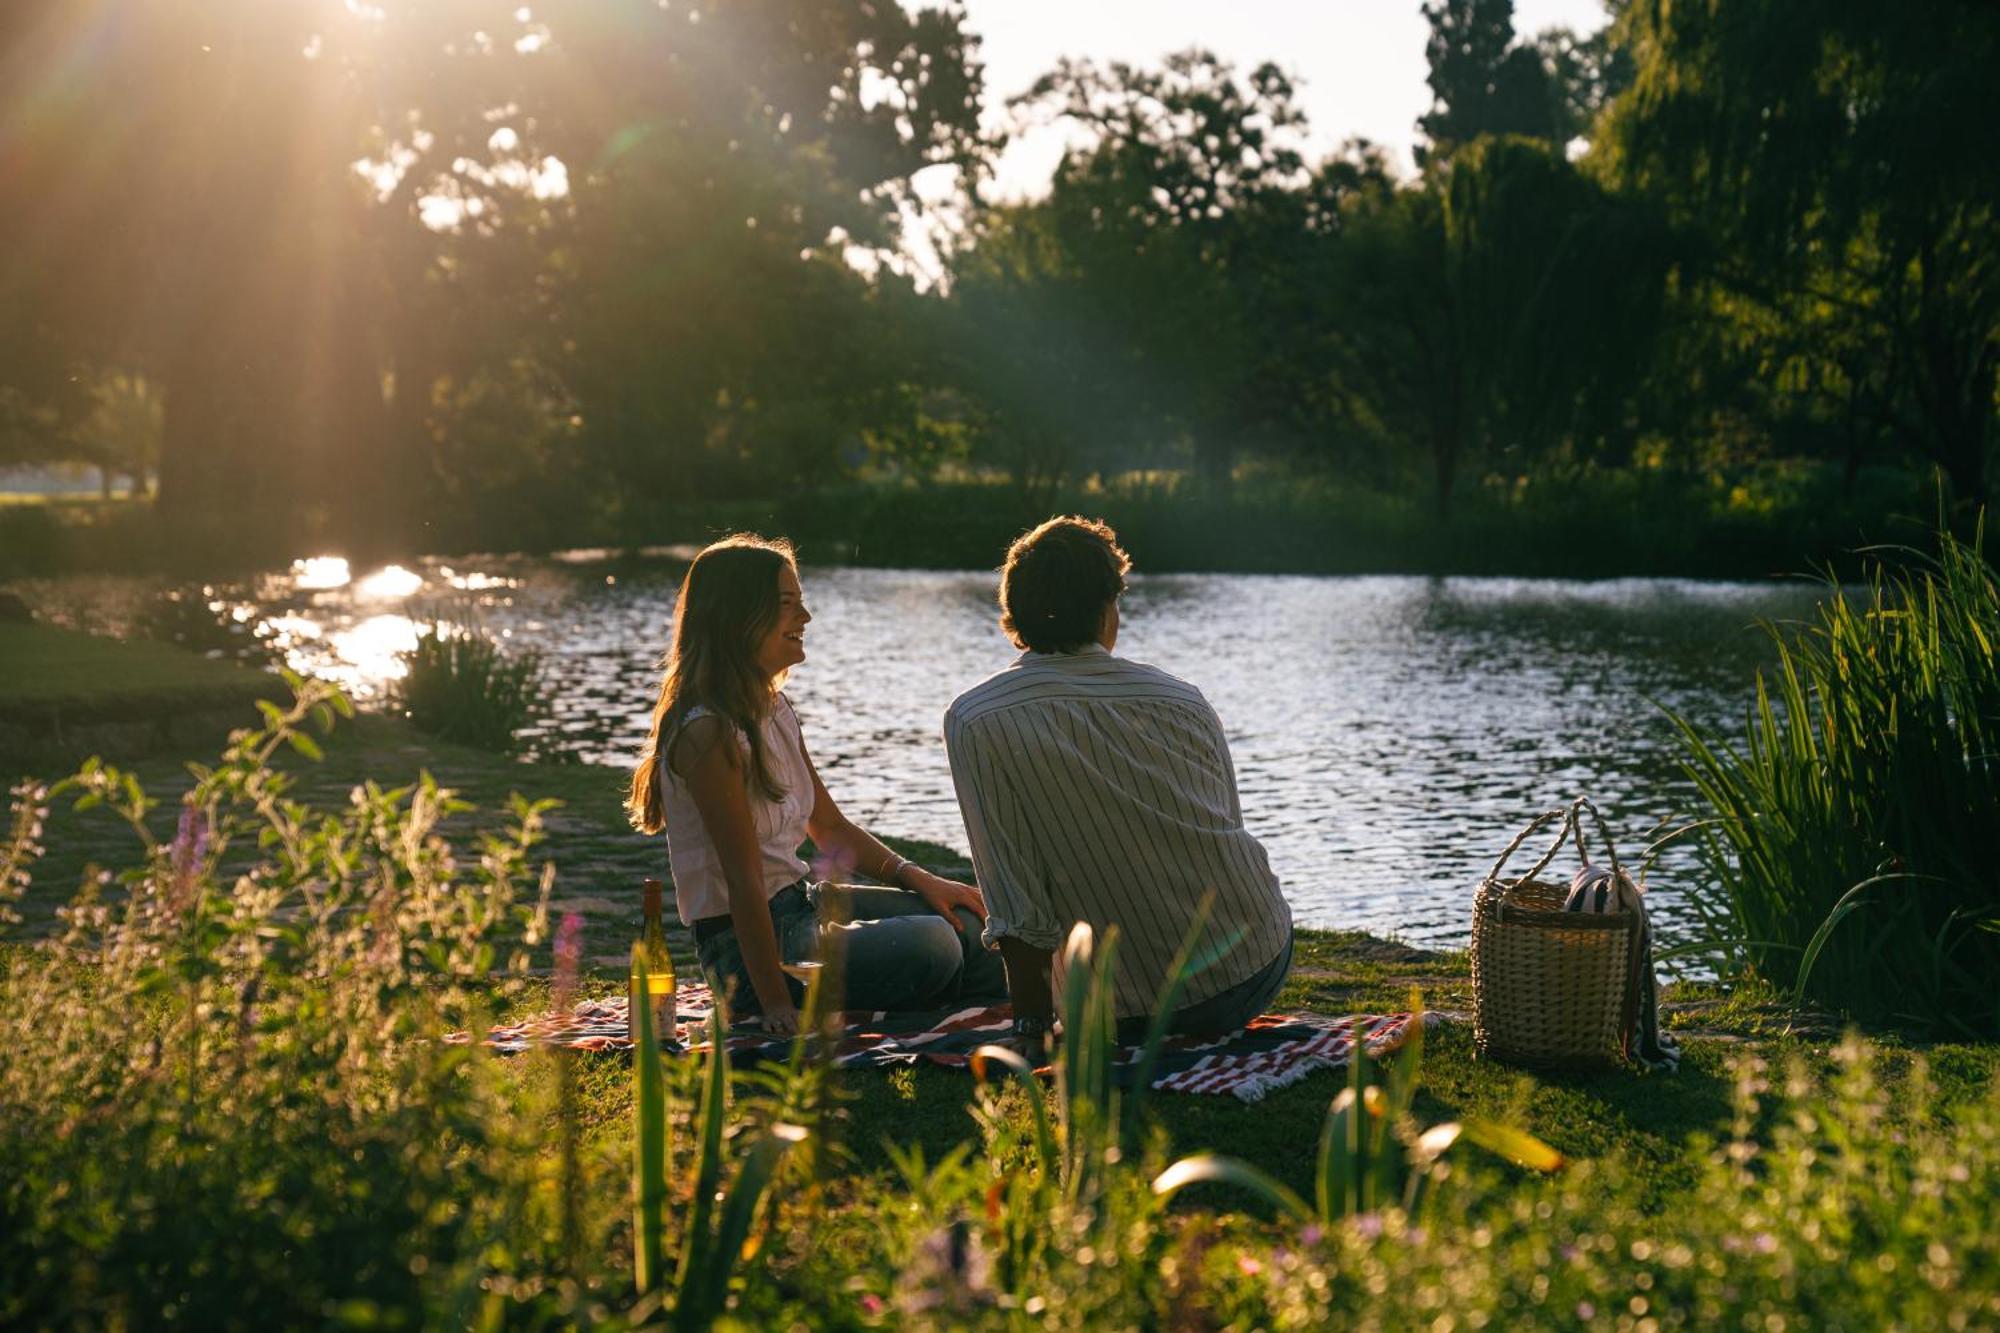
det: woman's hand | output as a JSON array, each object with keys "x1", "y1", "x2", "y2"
[
  {"x1": 754, "y1": 1002, "x2": 800, "y2": 1037},
  {"x1": 907, "y1": 868, "x2": 987, "y2": 923}
]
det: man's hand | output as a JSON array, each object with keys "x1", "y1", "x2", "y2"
[{"x1": 907, "y1": 868, "x2": 987, "y2": 923}]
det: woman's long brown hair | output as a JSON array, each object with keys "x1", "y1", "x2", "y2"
[{"x1": 627, "y1": 535, "x2": 796, "y2": 834}]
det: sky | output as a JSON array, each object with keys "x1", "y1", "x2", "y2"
[{"x1": 927, "y1": 0, "x2": 1615, "y2": 196}]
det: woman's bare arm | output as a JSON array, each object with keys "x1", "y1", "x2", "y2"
[
  {"x1": 675, "y1": 717, "x2": 798, "y2": 1029},
  {"x1": 802, "y1": 741, "x2": 985, "y2": 923}
]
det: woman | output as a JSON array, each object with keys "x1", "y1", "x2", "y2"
[{"x1": 628, "y1": 534, "x2": 1004, "y2": 1034}]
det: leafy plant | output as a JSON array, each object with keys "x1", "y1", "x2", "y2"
[
  {"x1": 630, "y1": 966, "x2": 810, "y2": 1328},
  {"x1": 0, "y1": 678, "x2": 575, "y2": 1328},
  {"x1": 396, "y1": 620, "x2": 548, "y2": 752},
  {"x1": 1671, "y1": 518, "x2": 2000, "y2": 1034}
]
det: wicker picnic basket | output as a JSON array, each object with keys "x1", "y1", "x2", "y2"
[{"x1": 1470, "y1": 799, "x2": 1640, "y2": 1071}]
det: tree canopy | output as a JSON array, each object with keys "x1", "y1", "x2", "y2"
[{"x1": 0, "y1": 0, "x2": 1991, "y2": 553}]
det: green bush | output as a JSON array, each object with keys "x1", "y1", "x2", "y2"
[
  {"x1": 1673, "y1": 519, "x2": 2000, "y2": 1035},
  {"x1": 0, "y1": 685, "x2": 580, "y2": 1328},
  {"x1": 396, "y1": 622, "x2": 548, "y2": 752}
]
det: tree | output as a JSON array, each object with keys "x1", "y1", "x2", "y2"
[
  {"x1": 1604, "y1": 0, "x2": 2000, "y2": 504},
  {"x1": 1416, "y1": 0, "x2": 1561, "y2": 163},
  {"x1": 541, "y1": 1, "x2": 988, "y2": 507},
  {"x1": 1534, "y1": 3, "x2": 1634, "y2": 149},
  {"x1": 962, "y1": 51, "x2": 1321, "y2": 490},
  {"x1": 1327, "y1": 138, "x2": 1673, "y2": 516},
  {"x1": 0, "y1": 1, "x2": 986, "y2": 554}
]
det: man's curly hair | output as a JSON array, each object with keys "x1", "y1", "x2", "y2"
[{"x1": 999, "y1": 516, "x2": 1131, "y2": 654}]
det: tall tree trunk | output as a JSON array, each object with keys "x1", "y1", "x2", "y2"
[{"x1": 155, "y1": 337, "x2": 304, "y2": 562}]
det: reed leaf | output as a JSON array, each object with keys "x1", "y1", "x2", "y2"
[
  {"x1": 1671, "y1": 518, "x2": 2000, "y2": 1033},
  {"x1": 1152, "y1": 1154, "x2": 1313, "y2": 1222},
  {"x1": 630, "y1": 944, "x2": 668, "y2": 1296}
]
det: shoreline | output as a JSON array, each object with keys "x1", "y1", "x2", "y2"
[{"x1": 2, "y1": 465, "x2": 1958, "y2": 584}]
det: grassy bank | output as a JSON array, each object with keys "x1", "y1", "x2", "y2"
[
  {"x1": 9, "y1": 695, "x2": 1993, "y2": 1201},
  {"x1": 0, "y1": 621, "x2": 286, "y2": 768},
  {"x1": 5, "y1": 640, "x2": 1997, "y2": 1326},
  {"x1": 3, "y1": 461, "x2": 1958, "y2": 581}
]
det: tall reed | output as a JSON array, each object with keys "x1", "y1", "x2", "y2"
[{"x1": 1672, "y1": 519, "x2": 2000, "y2": 1034}]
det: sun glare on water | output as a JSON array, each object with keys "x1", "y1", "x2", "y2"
[
  {"x1": 290, "y1": 556, "x2": 352, "y2": 590},
  {"x1": 355, "y1": 565, "x2": 425, "y2": 599},
  {"x1": 322, "y1": 614, "x2": 422, "y2": 689}
]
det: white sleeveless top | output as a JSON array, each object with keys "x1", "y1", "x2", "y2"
[{"x1": 656, "y1": 693, "x2": 813, "y2": 926}]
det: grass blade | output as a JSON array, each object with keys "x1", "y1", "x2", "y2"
[
  {"x1": 631, "y1": 944, "x2": 667, "y2": 1296},
  {"x1": 1153, "y1": 1153, "x2": 1313, "y2": 1222}
]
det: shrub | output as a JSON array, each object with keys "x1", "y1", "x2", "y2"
[
  {"x1": 1672, "y1": 519, "x2": 2000, "y2": 1035},
  {"x1": 0, "y1": 683, "x2": 578, "y2": 1328},
  {"x1": 396, "y1": 621, "x2": 548, "y2": 752}
]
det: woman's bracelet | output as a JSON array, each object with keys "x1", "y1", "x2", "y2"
[{"x1": 881, "y1": 854, "x2": 916, "y2": 885}]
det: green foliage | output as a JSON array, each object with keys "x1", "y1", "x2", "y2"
[
  {"x1": 1606, "y1": 0, "x2": 2000, "y2": 503},
  {"x1": 395, "y1": 622, "x2": 548, "y2": 753},
  {"x1": 629, "y1": 943, "x2": 670, "y2": 1296},
  {"x1": 1417, "y1": 0, "x2": 1568, "y2": 159},
  {"x1": 0, "y1": 681, "x2": 581, "y2": 1328},
  {"x1": 1674, "y1": 520, "x2": 2000, "y2": 1034},
  {"x1": 1185, "y1": 1041, "x2": 2000, "y2": 1331}
]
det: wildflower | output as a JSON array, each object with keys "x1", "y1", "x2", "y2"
[
  {"x1": 553, "y1": 912, "x2": 584, "y2": 1009},
  {"x1": 1237, "y1": 1255, "x2": 1262, "y2": 1276}
]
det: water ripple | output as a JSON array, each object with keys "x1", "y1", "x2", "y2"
[{"x1": 26, "y1": 557, "x2": 1826, "y2": 947}]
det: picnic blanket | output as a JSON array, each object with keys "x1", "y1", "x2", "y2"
[{"x1": 448, "y1": 983, "x2": 1441, "y2": 1103}]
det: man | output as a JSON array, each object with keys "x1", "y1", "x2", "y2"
[{"x1": 944, "y1": 516, "x2": 1293, "y2": 1050}]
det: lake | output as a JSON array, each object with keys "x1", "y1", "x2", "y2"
[{"x1": 25, "y1": 552, "x2": 1829, "y2": 948}]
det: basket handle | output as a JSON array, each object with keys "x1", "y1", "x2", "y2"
[
  {"x1": 1567, "y1": 797, "x2": 1625, "y2": 883},
  {"x1": 1483, "y1": 807, "x2": 1572, "y2": 888}
]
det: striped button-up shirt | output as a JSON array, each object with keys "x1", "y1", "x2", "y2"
[{"x1": 944, "y1": 645, "x2": 1292, "y2": 1020}]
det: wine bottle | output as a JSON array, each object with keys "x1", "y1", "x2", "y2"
[{"x1": 631, "y1": 877, "x2": 676, "y2": 1046}]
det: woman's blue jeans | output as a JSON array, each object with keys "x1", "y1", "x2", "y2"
[{"x1": 695, "y1": 881, "x2": 1008, "y2": 1017}]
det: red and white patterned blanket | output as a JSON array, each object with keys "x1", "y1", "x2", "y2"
[{"x1": 447, "y1": 983, "x2": 1439, "y2": 1102}]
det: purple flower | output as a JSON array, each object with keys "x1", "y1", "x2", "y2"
[
  {"x1": 553, "y1": 912, "x2": 584, "y2": 1008},
  {"x1": 171, "y1": 805, "x2": 209, "y2": 878},
  {"x1": 163, "y1": 805, "x2": 209, "y2": 915}
]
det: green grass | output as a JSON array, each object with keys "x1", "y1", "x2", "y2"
[{"x1": 0, "y1": 622, "x2": 278, "y2": 710}]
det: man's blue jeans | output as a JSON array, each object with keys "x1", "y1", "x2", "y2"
[
  {"x1": 1112, "y1": 931, "x2": 1295, "y2": 1045},
  {"x1": 695, "y1": 881, "x2": 1008, "y2": 1017}
]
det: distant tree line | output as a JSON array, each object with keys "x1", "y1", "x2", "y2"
[{"x1": 0, "y1": 0, "x2": 1992, "y2": 555}]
